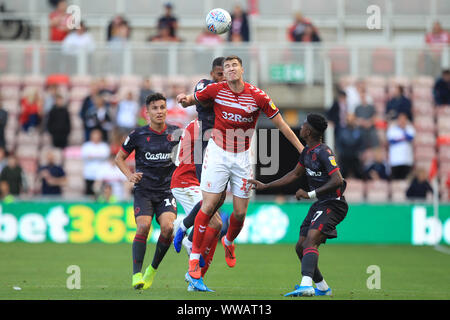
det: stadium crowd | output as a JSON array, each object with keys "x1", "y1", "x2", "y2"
[{"x1": 0, "y1": 0, "x2": 449, "y2": 203}]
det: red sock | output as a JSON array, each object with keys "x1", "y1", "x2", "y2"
[
  {"x1": 200, "y1": 226, "x2": 220, "y2": 256},
  {"x1": 201, "y1": 235, "x2": 219, "y2": 277},
  {"x1": 191, "y1": 210, "x2": 211, "y2": 255},
  {"x1": 225, "y1": 212, "x2": 245, "y2": 243}
]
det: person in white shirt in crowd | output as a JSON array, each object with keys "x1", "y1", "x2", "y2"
[
  {"x1": 94, "y1": 155, "x2": 129, "y2": 201},
  {"x1": 345, "y1": 79, "x2": 374, "y2": 115},
  {"x1": 62, "y1": 21, "x2": 96, "y2": 56},
  {"x1": 81, "y1": 128, "x2": 110, "y2": 196},
  {"x1": 116, "y1": 91, "x2": 139, "y2": 136},
  {"x1": 386, "y1": 112, "x2": 415, "y2": 180}
]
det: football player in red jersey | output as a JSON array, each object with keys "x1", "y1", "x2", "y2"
[{"x1": 177, "y1": 55, "x2": 304, "y2": 291}]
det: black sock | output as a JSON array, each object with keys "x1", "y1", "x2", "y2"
[
  {"x1": 183, "y1": 200, "x2": 202, "y2": 229},
  {"x1": 151, "y1": 234, "x2": 172, "y2": 270},
  {"x1": 132, "y1": 234, "x2": 147, "y2": 274},
  {"x1": 301, "y1": 247, "x2": 319, "y2": 279},
  {"x1": 296, "y1": 244, "x2": 323, "y2": 282},
  {"x1": 188, "y1": 229, "x2": 194, "y2": 242}
]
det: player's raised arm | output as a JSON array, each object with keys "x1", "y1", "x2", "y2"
[
  {"x1": 249, "y1": 163, "x2": 305, "y2": 191},
  {"x1": 270, "y1": 113, "x2": 304, "y2": 154},
  {"x1": 176, "y1": 93, "x2": 196, "y2": 108}
]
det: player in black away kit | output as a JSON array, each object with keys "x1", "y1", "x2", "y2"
[
  {"x1": 250, "y1": 113, "x2": 348, "y2": 297},
  {"x1": 115, "y1": 93, "x2": 181, "y2": 290}
]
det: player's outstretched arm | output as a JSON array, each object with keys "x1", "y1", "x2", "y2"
[
  {"x1": 270, "y1": 113, "x2": 304, "y2": 154},
  {"x1": 249, "y1": 163, "x2": 305, "y2": 191},
  {"x1": 176, "y1": 93, "x2": 196, "y2": 108},
  {"x1": 115, "y1": 149, "x2": 143, "y2": 183}
]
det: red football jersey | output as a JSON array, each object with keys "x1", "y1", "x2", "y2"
[
  {"x1": 194, "y1": 81, "x2": 279, "y2": 152},
  {"x1": 170, "y1": 119, "x2": 201, "y2": 188}
]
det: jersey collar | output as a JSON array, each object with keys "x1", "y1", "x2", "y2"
[
  {"x1": 148, "y1": 124, "x2": 167, "y2": 134},
  {"x1": 307, "y1": 143, "x2": 321, "y2": 153}
]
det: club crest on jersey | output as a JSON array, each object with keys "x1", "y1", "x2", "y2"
[
  {"x1": 146, "y1": 136, "x2": 150, "y2": 142},
  {"x1": 269, "y1": 100, "x2": 277, "y2": 110},
  {"x1": 329, "y1": 156, "x2": 337, "y2": 166},
  {"x1": 196, "y1": 82, "x2": 205, "y2": 90}
]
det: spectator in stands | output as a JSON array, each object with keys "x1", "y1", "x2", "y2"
[
  {"x1": 97, "y1": 182, "x2": 118, "y2": 203},
  {"x1": 139, "y1": 78, "x2": 154, "y2": 107},
  {"x1": 326, "y1": 89, "x2": 348, "y2": 138},
  {"x1": 197, "y1": 28, "x2": 224, "y2": 46},
  {"x1": 0, "y1": 96, "x2": 8, "y2": 149},
  {"x1": 364, "y1": 148, "x2": 389, "y2": 180},
  {"x1": 354, "y1": 92, "x2": 379, "y2": 151},
  {"x1": 43, "y1": 84, "x2": 59, "y2": 114},
  {"x1": 108, "y1": 20, "x2": 130, "y2": 49},
  {"x1": 433, "y1": 69, "x2": 450, "y2": 106},
  {"x1": 19, "y1": 89, "x2": 43, "y2": 132},
  {"x1": 116, "y1": 91, "x2": 139, "y2": 135},
  {"x1": 157, "y1": 3, "x2": 178, "y2": 38},
  {"x1": 81, "y1": 129, "x2": 110, "y2": 196},
  {"x1": 335, "y1": 113, "x2": 364, "y2": 179},
  {"x1": 406, "y1": 168, "x2": 433, "y2": 200},
  {"x1": 0, "y1": 180, "x2": 14, "y2": 203},
  {"x1": 228, "y1": 5, "x2": 250, "y2": 42},
  {"x1": 425, "y1": 21, "x2": 450, "y2": 45},
  {"x1": 0, "y1": 147, "x2": 7, "y2": 173},
  {"x1": 387, "y1": 112, "x2": 415, "y2": 180},
  {"x1": 61, "y1": 21, "x2": 96, "y2": 56},
  {"x1": 80, "y1": 81, "x2": 99, "y2": 141},
  {"x1": 94, "y1": 155, "x2": 128, "y2": 202},
  {"x1": 107, "y1": 15, "x2": 130, "y2": 41},
  {"x1": 0, "y1": 153, "x2": 23, "y2": 196},
  {"x1": 49, "y1": 0, "x2": 70, "y2": 42},
  {"x1": 345, "y1": 79, "x2": 374, "y2": 115},
  {"x1": 47, "y1": 94, "x2": 71, "y2": 149},
  {"x1": 36, "y1": 150, "x2": 66, "y2": 196},
  {"x1": 83, "y1": 94, "x2": 113, "y2": 142},
  {"x1": 149, "y1": 23, "x2": 181, "y2": 42},
  {"x1": 287, "y1": 12, "x2": 320, "y2": 42},
  {"x1": 385, "y1": 85, "x2": 412, "y2": 122}
]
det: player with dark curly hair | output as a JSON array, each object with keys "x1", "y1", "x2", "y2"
[{"x1": 250, "y1": 113, "x2": 348, "y2": 297}]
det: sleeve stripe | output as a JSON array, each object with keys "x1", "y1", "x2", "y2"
[
  {"x1": 121, "y1": 146, "x2": 130, "y2": 156},
  {"x1": 268, "y1": 110, "x2": 280, "y2": 119},
  {"x1": 328, "y1": 167, "x2": 339, "y2": 175},
  {"x1": 193, "y1": 92, "x2": 201, "y2": 104}
]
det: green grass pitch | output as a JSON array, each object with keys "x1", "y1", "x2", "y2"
[{"x1": 1, "y1": 243, "x2": 449, "y2": 300}]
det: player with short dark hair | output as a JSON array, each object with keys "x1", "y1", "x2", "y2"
[
  {"x1": 115, "y1": 92, "x2": 180, "y2": 290},
  {"x1": 177, "y1": 55, "x2": 304, "y2": 291},
  {"x1": 171, "y1": 57, "x2": 228, "y2": 291},
  {"x1": 250, "y1": 113, "x2": 348, "y2": 297}
]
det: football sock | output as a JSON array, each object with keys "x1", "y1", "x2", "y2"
[
  {"x1": 183, "y1": 200, "x2": 202, "y2": 230},
  {"x1": 200, "y1": 226, "x2": 220, "y2": 259},
  {"x1": 315, "y1": 279, "x2": 329, "y2": 291},
  {"x1": 151, "y1": 234, "x2": 172, "y2": 270},
  {"x1": 301, "y1": 247, "x2": 319, "y2": 285},
  {"x1": 188, "y1": 229, "x2": 194, "y2": 242},
  {"x1": 191, "y1": 209, "x2": 211, "y2": 255},
  {"x1": 201, "y1": 234, "x2": 219, "y2": 277},
  {"x1": 132, "y1": 233, "x2": 147, "y2": 274},
  {"x1": 225, "y1": 212, "x2": 244, "y2": 243},
  {"x1": 296, "y1": 243, "x2": 324, "y2": 283},
  {"x1": 300, "y1": 276, "x2": 313, "y2": 287}
]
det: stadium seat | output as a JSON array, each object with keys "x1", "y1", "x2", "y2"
[
  {"x1": 69, "y1": 87, "x2": 90, "y2": 102},
  {"x1": 437, "y1": 116, "x2": 450, "y2": 134},
  {"x1": 366, "y1": 180, "x2": 390, "y2": 202},
  {"x1": 411, "y1": 86, "x2": 433, "y2": 101},
  {"x1": 0, "y1": 74, "x2": 22, "y2": 87},
  {"x1": 17, "y1": 131, "x2": 40, "y2": 145},
  {"x1": 149, "y1": 75, "x2": 166, "y2": 93},
  {"x1": 366, "y1": 75, "x2": 387, "y2": 87},
  {"x1": 414, "y1": 146, "x2": 436, "y2": 161},
  {"x1": 367, "y1": 86, "x2": 387, "y2": 103},
  {"x1": 64, "y1": 159, "x2": 84, "y2": 175},
  {"x1": 412, "y1": 75, "x2": 434, "y2": 88},
  {"x1": 68, "y1": 129, "x2": 84, "y2": 146},
  {"x1": 68, "y1": 101, "x2": 82, "y2": 115},
  {"x1": 338, "y1": 75, "x2": 358, "y2": 90},
  {"x1": 414, "y1": 115, "x2": 435, "y2": 133},
  {"x1": 328, "y1": 47, "x2": 350, "y2": 75},
  {"x1": 1, "y1": 99, "x2": 20, "y2": 114},
  {"x1": 64, "y1": 146, "x2": 82, "y2": 160},
  {"x1": 343, "y1": 178, "x2": 365, "y2": 202},
  {"x1": 391, "y1": 180, "x2": 409, "y2": 202},
  {"x1": 413, "y1": 132, "x2": 436, "y2": 147},
  {"x1": 70, "y1": 75, "x2": 93, "y2": 88},
  {"x1": 436, "y1": 106, "x2": 450, "y2": 116},
  {"x1": 120, "y1": 74, "x2": 143, "y2": 87},
  {"x1": 23, "y1": 74, "x2": 45, "y2": 88},
  {"x1": 412, "y1": 101, "x2": 434, "y2": 116},
  {"x1": 0, "y1": 86, "x2": 20, "y2": 100},
  {"x1": 371, "y1": 48, "x2": 395, "y2": 75},
  {"x1": 439, "y1": 146, "x2": 450, "y2": 162}
]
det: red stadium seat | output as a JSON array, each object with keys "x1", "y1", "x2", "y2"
[
  {"x1": 413, "y1": 132, "x2": 436, "y2": 147},
  {"x1": 436, "y1": 106, "x2": 450, "y2": 116},
  {"x1": 437, "y1": 116, "x2": 450, "y2": 135},
  {"x1": 411, "y1": 86, "x2": 433, "y2": 101},
  {"x1": 414, "y1": 146, "x2": 436, "y2": 161},
  {"x1": 69, "y1": 87, "x2": 90, "y2": 102},
  {"x1": 366, "y1": 179, "x2": 389, "y2": 202},
  {"x1": 70, "y1": 75, "x2": 93, "y2": 88},
  {"x1": 120, "y1": 74, "x2": 143, "y2": 87},
  {"x1": 412, "y1": 76, "x2": 434, "y2": 88},
  {"x1": 414, "y1": 115, "x2": 435, "y2": 133},
  {"x1": 328, "y1": 46, "x2": 350, "y2": 75},
  {"x1": 0, "y1": 74, "x2": 22, "y2": 87},
  {"x1": 391, "y1": 180, "x2": 409, "y2": 202},
  {"x1": 1, "y1": 99, "x2": 20, "y2": 114},
  {"x1": 343, "y1": 178, "x2": 365, "y2": 202},
  {"x1": 0, "y1": 86, "x2": 20, "y2": 100},
  {"x1": 412, "y1": 101, "x2": 434, "y2": 116},
  {"x1": 23, "y1": 74, "x2": 45, "y2": 88},
  {"x1": 68, "y1": 101, "x2": 82, "y2": 114},
  {"x1": 371, "y1": 48, "x2": 395, "y2": 75}
]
